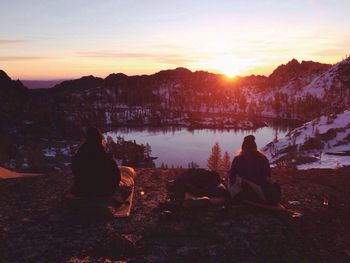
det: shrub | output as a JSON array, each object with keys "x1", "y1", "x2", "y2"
[
  {"x1": 301, "y1": 137, "x2": 323, "y2": 151},
  {"x1": 319, "y1": 128, "x2": 337, "y2": 141}
]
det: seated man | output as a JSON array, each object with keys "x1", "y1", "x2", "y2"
[
  {"x1": 228, "y1": 135, "x2": 281, "y2": 205},
  {"x1": 170, "y1": 168, "x2": 227, "y2": 206},
  {"x1": 69, "y1": 127, "x2": 121, "y2": 197}
]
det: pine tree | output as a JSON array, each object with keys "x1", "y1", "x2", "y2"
[
  {"x1": 221, "y1": 151, "x2": 231, "y2": 175},
  {"x1": 207, "y1": 142, "x2": 222, "y2": 172},
  {"x1": 145, "y1": 143, "x2": 152, "y2": 158}
]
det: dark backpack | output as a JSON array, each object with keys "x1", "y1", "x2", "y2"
[{"x1": 170, "y1": 168, "x2": 222, "y2": 198}]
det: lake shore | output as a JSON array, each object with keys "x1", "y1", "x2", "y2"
[{"x1": 1, "y1": 167, "x2": 349, "y2": 262}]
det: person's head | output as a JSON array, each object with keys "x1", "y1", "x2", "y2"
[
  {"x1": 85, "y1": 127, "x2": 104, "y2": 147},
  {"x1": 241, "y1": 134, "x2": 257, "y2": 154}
]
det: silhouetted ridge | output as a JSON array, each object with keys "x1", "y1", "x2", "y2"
[
  {"x1": 0, "y1": 70, "x2": 12, "y2": 83},
  {"x1": 104, "y1": 73, "x2": 129, "y2": 87},
  {"x1": 2, "y1": 57, "x2": 350, "y2": 135},
  {"x1": 0, "y1": 70, "x2": 27, "y2": 124},
  {"x1": 0, "y1": 69, "x2": 26, "y2": 92},
  {"x1": 269, "y1": 59, "x2": 331, "y2": 86},
  {"x1": 153, "y1": 67, "x2": 193, "y2": 80},
  {"x1": 51, "y1": 75, "x2": 103, "y2": 93}
]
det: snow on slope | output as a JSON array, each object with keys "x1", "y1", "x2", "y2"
[
  {"x1": 262, "y1": 110, "x2": 350, "y2": 169},
  {"x1": 298, "y1": 58, "x2": 349, "y2": 98},
  {"x1": 248, "y1": 57, "x2": 350, "y2": 120}
]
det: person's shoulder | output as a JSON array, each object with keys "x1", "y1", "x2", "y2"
[
  {"x1": 256, "y1": 151, "x2": 269, "y2": 162},
  {"x1": 232, "y1": 154, "x2": 243, "y2": 162}
]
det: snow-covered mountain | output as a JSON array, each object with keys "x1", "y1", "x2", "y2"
[
  {"x1": 263, "y1": 110, "x2": 350, "y2": 169},
  {"x1": 245, "y1": 57, "x2": 350, "y2": 120},
  {"x1": 1, "y1": 57, "x2": 349, "y2": 135}
]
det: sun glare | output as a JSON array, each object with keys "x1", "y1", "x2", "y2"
[
  {"x1": 222, "y1": 68, "x2": 240, "y2": 78},
  {"x1": 212, "y1": 56, "x2": 249, "y2": 78}
]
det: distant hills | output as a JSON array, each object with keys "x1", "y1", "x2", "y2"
[
  {"x1": 1, "y1": 58, "x2": 349, "y2": 137},
  {"x1": 21, "y1": 79, "x2": 70, "y2": 89}
]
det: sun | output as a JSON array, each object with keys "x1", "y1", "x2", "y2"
[
  {"x1": 212, "y1": 56, "x2": 249, "y2": 78},
  {"x1": 222, "y1": 67, "x2": 240, "y2": 78}
]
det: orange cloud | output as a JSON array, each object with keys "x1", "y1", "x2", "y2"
[
  {"x1": 0, "y1": 39, "x2": 28, "y2": 45},
  {"x1": 0, "y1": 56, "x2": 51, "y2": 61}
]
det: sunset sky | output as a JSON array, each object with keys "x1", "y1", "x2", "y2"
[{"x1": 1, "y1": 0, "x2": 349, "y2": 80}]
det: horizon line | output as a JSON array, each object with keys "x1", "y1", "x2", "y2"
[{"x1": 6, "y1": 56, "x2": 340, "y2": 81}]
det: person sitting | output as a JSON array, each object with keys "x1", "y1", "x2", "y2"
[
  {"x1": 69, "y1": 127, "x2": 121, "y2": 197},
  {"x1": 228, "y1": 135, "x2": 281, "y2": 205}
]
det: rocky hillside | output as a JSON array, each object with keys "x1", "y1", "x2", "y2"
[
  {"x1": 268, "y1": 59, "x2": 331, "y2": 87},
  {"x1": 1, "y1": 167, "x2": 349, "y2": 262},
  {"x1": 1, "y1": 57, "x2": 350, "y2": 136},
  {"x1": 263, "y1": 110, "x2": 350, "y2": 169},
  {"x1": 0, "y1": 70, "x2": 28, "y2": 125}
]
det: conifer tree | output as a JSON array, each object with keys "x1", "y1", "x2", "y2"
[
  {"x1": 207, "y1": 142, "x2": 222, "y2": 172},
  {"x1": 221, "y1": 151, "x2": 231, "y2": 174}
]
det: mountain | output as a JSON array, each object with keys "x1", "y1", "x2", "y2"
[
  {"x1": 0, "y1": 70, "x2": 28, "y2": 125},
  {"x1": 263, "y1": 110, "x2": 350, "y2": 169},
  {"x1": 248, "y1": 57, "x2": 350, "y2": 120},
  {"x1": 0, "y1": 70, "x2": 26, "y2": 92},
  {"x1": 1, "y1": 56, "x2": 349, "y2": 135},
  {"x1": 50, "y1": 75, "x2": 103, "y2": 93},
  {"x1": 268, "y1": 59, "x2": 331, "y2": 87},
  {"x1": 21, "y1": 79, "x2": 69, "y2": 89}
]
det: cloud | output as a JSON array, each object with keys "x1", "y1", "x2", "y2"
[
  {"x1": 308, "y1": 36, "x2": 350, "y2": 57},
  {"x1": 0, "y1": 56, "x2": 50, "y2": 61},
  {"x1": 310, "y1": 48, "x2": 349, "y2": 57},
  {"x1": 77, "y1": 50, "x2": 198, "y2": 65},
  {"x1": 0, "y1": 39, "x2": 28, "y2": 45}
]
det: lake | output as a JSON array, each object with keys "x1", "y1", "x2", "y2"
[{"x1": 105, "y1": 125, "x2": 292, "y2": 168}]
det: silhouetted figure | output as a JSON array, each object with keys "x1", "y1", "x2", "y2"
[
  {"x1": 70, "y1": 127, "x2": 121, "y2": 197},
  {"x1": 228, "y1": 135, "x2": 281, "y2": 204}
]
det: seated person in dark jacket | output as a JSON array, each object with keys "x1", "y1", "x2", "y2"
[
  {"x1": 70, "y1": 127, "x2": 121, "y2": 197},
  {"x1": 228, "y1": 135, "x2": 280, "y2": 204}
]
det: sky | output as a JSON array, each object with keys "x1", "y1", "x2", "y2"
[{"x1": 0, "y1": 0, "x2": 349, "y2": 80}]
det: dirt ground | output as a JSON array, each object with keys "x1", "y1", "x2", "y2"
[{"x1": 0, "y1": 167, "x2": 349, "y2": 262}]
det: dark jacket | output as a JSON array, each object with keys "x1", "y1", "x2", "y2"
[
  {"x1": 228, "y1": 151, "x2": 271, "y2": 187},
  {"x1": 71, "y1": 142, "x2": 121, "y2": 197}
]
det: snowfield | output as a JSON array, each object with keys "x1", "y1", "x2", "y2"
[{"x1": 263, "y1": 110, "x2": 350, "y2": 169}]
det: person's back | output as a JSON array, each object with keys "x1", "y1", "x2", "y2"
[
  {"x1": 228, "y1": 135, "x2": 280, "y2": 204},
  {"x1": 229, "y1": 151, "x2": 270, "y2": 187},
  {"x1": 70, "y1": 127, "x2": 121, "y2": 197}
]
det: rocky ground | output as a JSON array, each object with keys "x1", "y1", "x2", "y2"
[{"x1": 0, "y1": 167, "x2": 350, "y2": 262}]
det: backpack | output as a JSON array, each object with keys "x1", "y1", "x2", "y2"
[{"x1": 170, "y1": 168, "x2": 222, "y2": 198}]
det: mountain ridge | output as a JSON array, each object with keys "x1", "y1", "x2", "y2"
[{"x1": 0, "y1": 57, "x2": 349, "y2": 135}]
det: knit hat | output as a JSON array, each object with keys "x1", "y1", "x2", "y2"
[{"x1": 242, "y1": 135, "x2": 257, "y2": 151}]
